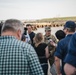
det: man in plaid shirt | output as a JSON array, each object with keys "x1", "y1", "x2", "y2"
[{"x1": 0, "y1": 19, "x2": 44, "y2": 75}]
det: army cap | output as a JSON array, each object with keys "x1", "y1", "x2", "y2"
[{"x1": 45, "y1": 26, "x2": 51, "y2": 31}]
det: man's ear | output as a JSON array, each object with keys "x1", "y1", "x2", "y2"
[
  {"x1": 66, "y1": 28, "x2": 69, "y2": 33},
  {"x1": 17, "y1": 29, "x2": 22, "y2": 40}
]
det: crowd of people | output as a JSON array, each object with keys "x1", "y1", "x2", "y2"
[{"x1": 0, "y1": 19, "x2": 76, "y2": 75}]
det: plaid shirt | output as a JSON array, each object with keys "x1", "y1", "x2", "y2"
[{"x1": 0, "y1": 36, "x2": 44, "y2": 75}]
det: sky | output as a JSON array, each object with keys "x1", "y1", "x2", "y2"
[{"x1": 0, "y1": 0, "x2": 76, "y2": 20}]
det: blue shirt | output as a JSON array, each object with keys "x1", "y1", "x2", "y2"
[
  {"x1": 0, "y1": 36, "x2": 44, "y2": 75},
  {"x1": 54, "y1": 34, "x2": 73, "y2": 75},
  {"x1": 64, "y1": 33, "x2": 76, "y2": 67}
]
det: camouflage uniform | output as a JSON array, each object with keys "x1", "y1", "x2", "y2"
[{"x1": 44, "y1": 27, "x2": 57, "y2": 66}]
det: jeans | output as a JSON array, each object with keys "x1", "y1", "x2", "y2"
[{"x1": 41, "y1": 63, "x2": 48, "y2": 75}]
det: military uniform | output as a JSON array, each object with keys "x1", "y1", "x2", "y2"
[
  {"x1": 44, "y1": 27, "x2": 57, "y2": 66},
  {"x1": 44, "y1": 34, "x2": 57, "y2": 44}
]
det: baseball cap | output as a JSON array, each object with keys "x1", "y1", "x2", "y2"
[
  {"x1": 63, "y1": 21, "x2": 76, "y2": 30},
  {"x1": 45, "y1": 26, "x2": 51, "y2": 31}
]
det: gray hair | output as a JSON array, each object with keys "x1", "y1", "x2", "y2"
[{"x1": 1, "y1": 19, "x2": 24, "y2": 34}]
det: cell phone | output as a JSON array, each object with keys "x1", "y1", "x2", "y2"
[{"x1": 48, "y1": 39, "x2": 53, "y2": 43}]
